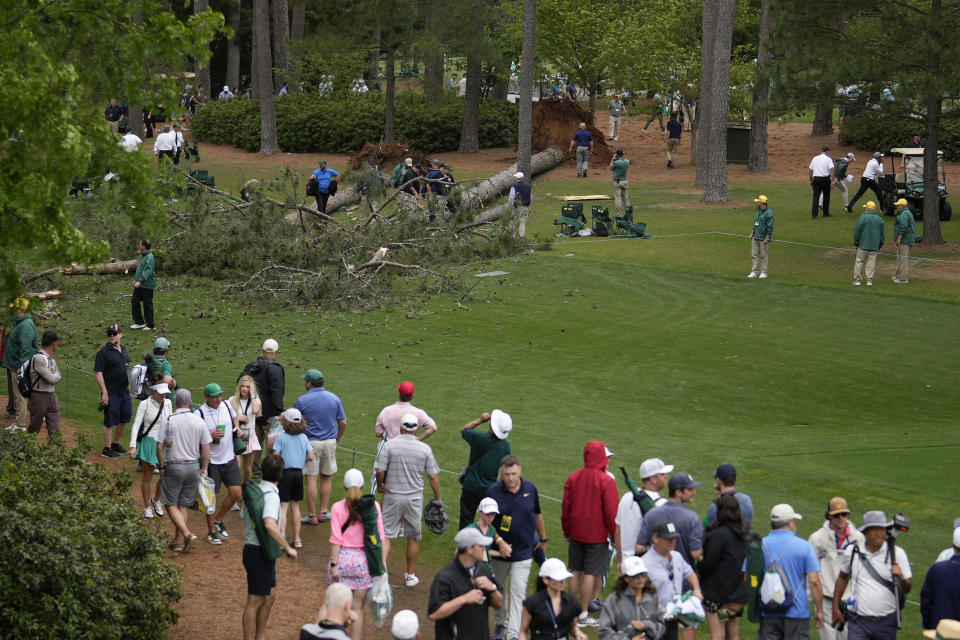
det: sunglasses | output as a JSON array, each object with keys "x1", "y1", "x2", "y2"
[{"x1": 830, "y1": 512, "x2": 851, "y2": 519}]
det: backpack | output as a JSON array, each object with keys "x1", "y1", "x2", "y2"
[
  {"x1": 327, "y1": 176, "x2": 338, "y2": 196},
  {"x1": 129, "y1": 361, "x2": 150, "y2": 400},
  {"x1": 594, "y1": 220, "x2": 610, "y2": 237},
  {"x1": 391, "y1": 164, "x2": 404, "y2": 189},
  {"x1": 759, "y1": 538, "x2": 796, "y2": 613},
  {"x1": 242, "y1": 481, "x2": 284, "y2": 561},
  {"x1": 306, "y1": 176, "x2": 318, "y2": 196},
  {"x1": 17, "y1": 357, "x2": 36, "y2": 398}
]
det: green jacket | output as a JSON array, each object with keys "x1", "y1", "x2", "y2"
[
  {"x1": 854, "y1": 211, "x2": 885, "y2": 251},
  {"x1": 135, "y1": 250, "x2": 156, "y2": 289},
  {"x1": 751, "y1": 206, "x2": 774, "y2": 239},
  {"x1": 460, "y1": 429, "x2": 511, "y2": 495},
  {"x1": 2, "y1": 315, "x2": 38, "y2": 370},
  {"x1": 611, "y1": 158, "x2": 630, "y2": 181},
  {"x1": 894, "y1": 208, "x2": 916, "y2": 245}
]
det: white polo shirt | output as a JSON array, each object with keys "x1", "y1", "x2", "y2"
[
  {"x1": 196, "y1": 402, "x2": 237, "y2": 465},
  {"x1": 809, "y1": 153, "x2": 835, "y2": 177},
  {"x1": 841, "y1": 540, "x2": 910, "y2": 617},
  {"x1": 863, "y1": 158, "x2": 885, "y2": 180}
]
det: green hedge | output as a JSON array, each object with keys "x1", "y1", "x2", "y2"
[
  {"x1": 838, "y1": 110, "x2": 960, "y2": 161},
  {"x1": 0, "y1": 432, "x2": 181, "y2": 639},
  {"x1": 191, "y1": 92, "x2": 519, "y2": 154}
]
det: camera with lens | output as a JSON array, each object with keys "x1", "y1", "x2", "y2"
[
  {"x1": 834, "y1": 600, "x2": 848, "y2": 631},
  {"x1": 893, "y1": 513, "x2": 910, "y2": 533}
]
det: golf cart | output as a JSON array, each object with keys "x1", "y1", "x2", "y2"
[{"x1": 877, "y1": 148, "x2": 951, "y2": 221}]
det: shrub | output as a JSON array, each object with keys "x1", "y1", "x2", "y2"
[
  {"x1": 192, "y1": 92, "x2": 518, "y2": 154},
  {"x1": 838, "y1": 109, "x2": 960, "y2": 161},
  {"x1": 0, "y1": 432, "x2": 181, "y2": 639}
]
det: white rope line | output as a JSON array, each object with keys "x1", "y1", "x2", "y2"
[{"x1": 712, "y1": 232, "x2": 960, "y2": 264}]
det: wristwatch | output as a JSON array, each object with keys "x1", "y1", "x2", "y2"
[{"x1": 540, "y1": 537, "x2": 548, "y2": 543}]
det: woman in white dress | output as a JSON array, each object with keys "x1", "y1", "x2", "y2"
[{"x1": 229, "y1": 375, "x2": 262, "y2": 483}]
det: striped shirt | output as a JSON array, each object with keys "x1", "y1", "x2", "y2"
[{"x1": 374, "y1": 433, "x2": 439, "y2": 495}]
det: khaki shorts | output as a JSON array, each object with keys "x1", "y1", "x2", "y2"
[
  {"x1": 382, "y1": 493, "x2": 423, "y2": 539},
  {"x1": 303, "y1": 439, "x2": 337, "y2": 476}
]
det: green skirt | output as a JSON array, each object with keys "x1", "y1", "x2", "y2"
[{"x1": 136, "y1": 436, "x2": 159, "y2": 466}]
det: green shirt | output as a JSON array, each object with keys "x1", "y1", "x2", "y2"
[
  {"x1": 751, "y1": 206, "x2": 774, "y2": 239},
  {"x1": 854, "y1": 211, "x2": 886, "y2": 251},
  {"x1": 460, "y1": 429, "x2": 511, "y2": 495},
  {"x1": 135, "y1": 250, "x2": 156, "y2": 289},
  {"x1": 1, "y1": 315, "x2": 37, "y2": 370},
  {"x1": 894, "y1": 208, "x2": 916, "y2": 245},
  {"x1": 609, "y1": 99, "x2": 625, "y2": 117},
  {"x1": 148, "y1": 355, "x2": 173, "y2": 379},
  {"x1": 611, "y1": 158, "x2": 630, "y2": 181}
]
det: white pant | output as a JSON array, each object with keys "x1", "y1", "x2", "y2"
[
  {"x1": 817, "y1": 596, "x2": 847, "y2": 640},
  {"x1": 492, "y1": 558, "x2": 533, "y2": 639}
]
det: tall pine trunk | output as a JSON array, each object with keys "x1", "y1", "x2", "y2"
[
  {"x1": 696, "y1": 0, "x2": 718, "y2": 186},
  {"x1": 272, "y1": 0, "x2": 290, "y2": 92},
  {"x1": 812, "y1": 101, "x2": 833, "y2": 136},
  {"x1": 252, "y1": 0, "x2": 278, "y2": 153},
  {"x1": 384, "y1": 48, "x2": 396, "y2": 142},
  {"x1": 226, "y1": 0, "x2": 241, "y2": 90},
  {"x1": 128, "y1": 107, "x2": 144, "y2": 139},
  {"x1": 748, "y1": 0, "x2": 771, "y2": 172},
  {"x1": 194, "y1": 0, "x2": 212, "y2": 98},
  {"x1": 923, "y1": 97, "x2": 945, "y2": 244},
  {"x1": 459, "y1": 51, "x2": 481, "y2": 152},
  {"x1": 368, "y1": 25, "x2": 381, "y2": 89},
  {"x1": 423, "y1": 3, "x2": 444, "y2": 106},
  {"x1": 517, "y1": 0, "x2": 536, "y2": 180},
  {"x1": 291, "y1": 3, "x2": 305, "y2": 40},
  {"x1": 702, "y1": 0, "x2": 736, "y2": 203}
]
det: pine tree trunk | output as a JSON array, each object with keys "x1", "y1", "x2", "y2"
[
  {"x1": 459, "y1": 51, "x2": 481, "y2": 153},
  {"x1": 226, "y1": 0, "x2": 241, "y2": 90},
  {"x1": 812, "y1": 102, "x2": 833, "y2": 136},
  {"x1": 194, "y1": 0, "x2": 212, "y2": 98},
  {"x1": 696, "y1": 0, "x2": 718, "y2": 186},
  {"x1": 128, "y1": 107, "x2": 144, "y2": 139},
  {"x1": 368, "y1": 24, "x2": 381, "y2": 89},
  {"x1": 291, "y1": 3, "x2": 305, "y2": 40},
  {"x1": 492, "y1": 76, "x2": 509, "y2": 101},
  {"x1": 702, "y1": 0, "x2": 736, "y2": 203},
  {"x1": 272, "y1": 0, "x2": 290, "y2": 92},
  {"x1": 423, "y1": 3, "x2": 444, "y2": 106},
  {"x1": 516, "y1": 0, "x2": 537, "y2": 180},
  {"x1": 252, "y1": 0, "x2": 278, "y2": 153},
  {"x1": 748, "y1": 0, "x2": 771, "y2": 173},
  {"x1": 384, "y1": 48, "x2": 396, "y2": 142},
  {"x1": 923, "y1": 94, "x2": 945, "y2": 244}
]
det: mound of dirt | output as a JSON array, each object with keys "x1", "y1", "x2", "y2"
[
  {"x1": 532, "y1": 98, "x2": 613, "y2": 167},
  {"x1": 349, "y1": 141, "x2": 436, "y2": 171}
]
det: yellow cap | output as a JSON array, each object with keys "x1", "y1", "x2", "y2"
[
  {"x1": 9, "y1": 297, "x2": 29, "y2": 310},
  {"x1": 895, "y1": 198, "x2": 908, "y2": 206},
  {"x1": 863, "y1": 201, "x2": 877, "y2": 210},
  {"x1": 754, "y1": 195, "x2": 768, "y2": 203}
]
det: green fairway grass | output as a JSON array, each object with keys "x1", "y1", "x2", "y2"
[{"x1": 38, "y1": 170, "x2": 960, "y2": 637}]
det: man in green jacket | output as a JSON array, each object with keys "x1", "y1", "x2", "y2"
[
  {"x1": 609, "y1": 149, "x2": 631, "y2": 218},
  {"x1": 2, "y1": 297, "x2": 38, "y2": 430},
  {"x1": 853, "y1": 201, "x2": 886, "y2": 286},
  {"x1": 892, "y1": 198, "x2": 916, "y2": 284},
  {"x1": 130, "y1": 239, "x2": 156, "y2": 330},
  {"x1": 748, "y1": 195, "x2": 775, "y2": 279}
]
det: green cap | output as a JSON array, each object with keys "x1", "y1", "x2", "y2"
[
  {"x1": 301, "y1": 369, "x2": 324, "y2": 383},
  {"x1": 154, "y1": 336, "x2": 171, "y2": 351},
  {"x1": 203, "y1": 382, "x2": 223, "y2": 397}
]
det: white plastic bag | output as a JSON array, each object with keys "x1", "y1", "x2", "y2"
[
  {"x1": 198, "y1": 474, "x2": 217, "y2": 515},
  {"x1": 367, "y1": 573, "x2": 393, "y2": 628}
]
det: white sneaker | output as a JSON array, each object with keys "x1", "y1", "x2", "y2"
[
  {"x1": 853, "y1": 279, "x2": 862, "y2": 286},
  {"x1": 578, "y1": 613, "x2": 599, "y2": 627},
  {"x1": 151, "y1": 497, "x2": 164, "y2": 518},
  {"x1": 866, "y1": 279, "x2": 873, "y2": 286},
  {"x1": 747, "y1": 271, "x2": 758, "y2": 278},
  {"x1": 130, "y1": 323, "x2": 146, "y2": 329},
  {"x1": 405, "y1": 573, "x2": 420, "y2": 587},
  {"x1": 143, "y1": 506, "x2": 155, "y2": 519},
  {"x1": 758, "y1": 272, "x2": 768, "y2": 279}
]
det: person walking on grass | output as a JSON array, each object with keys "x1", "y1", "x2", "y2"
[
  {"x1": 311, "y1": 160, "x2": 339, "y2": 214},
  {"x1": 240, "y1": 338, "x2": 284, "y2": 479},
  {"x1": 375, "y1": 412, "x2": 442, "y2": 588},
  {"x1": 610, "y1": 150, "x2": 631, "y2": 217},
  {"x1": 847, "y1": 153, "x2": 885, "y2": 213},
  {"x1": 508, "y1": 172, "x2": 532, "y2": 237},
  {"x1": 852, "y1": 201, "x2": 885, "y2": 286},
  {"x1": 241, "y1": 452, "x2": 298, "y2": 640},
  {"x1": 272, "y1": 408, "x2": 313, "y2": 550},
  {"x1": 809, "y1": 147, "x2": 836, "y2": 218},
  {"x1": 748, "y1": 195, "x2": 774, "y2": 280},
  {"x1": 129, "y1": 382, "x2": 172, "y2": 519},
  {"x1": 609, "y1": 94, "x2": 625, "y2": 141},
  {"x1": 156, "y1": 388, "x2": 211, "y2": 552},
  {"x1": 699, "y1": 494, "x2": 748, "y2": 640},
  {"x1": 296, "y1": 368, "x2": 347, "y2": 525},
  {"x1": 808, "y1": 497, "x2": 864, "y2": 640},
  {"x1": 94, "y1": 323, "x2": 131, "y2": 459},
  {"x1": 147, "y1": 336, "x2": 177, "y2": 389},
  {"x1": 375, "y1": 380, "x2": 438, "y2": 442},
  {"x1": 666, "y1": 113, "x2": 682, "y2": 168},
  {"x1": 229, "y1": 375, "x2": 262, "y2": 483},
  {"x1": 27, "y1": 331, "x2": 61, "y2": 439},
  {"x1": 597, "y1": 556, "x2": 665, "y2": 640},
  {"x1": 642, "y1": 521, "x2": 703, "y2": 640},
  {"x1": 196, "y1": 382, "x2": 243, "y2": 544},
  {"x1": 892, "y1": 198, "x2": 915, "y2": 284},
  {"x1": 520, "y1": 558, "x2": 587, "y2": 640},
  {"x1": 570, "y1": 123, "x2": 594, "y2": 178},
  {"x1": 458, "y1": 410, "x2": 513, "y2": 529},
  {"x1": 3, "y1": 298, "x2": 37, "y2": 432}
]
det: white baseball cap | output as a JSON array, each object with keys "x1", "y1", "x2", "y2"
[
  {"x1": 400, "y1": 413, "x2": 419, "y2": 430},
  {"x1": 604, "y1": 446, "x2": 615, "y2": 458},
  {"x1": 639, "y1": 457, "x2": 674, "y2": 479},
  {"x1": 391, "y1": 610, "x2": 419, "y2": 640},
  {"x1": 344, "y1": 468, "x2": 364, "y2": 489},
  {"x1": 454, "y1": 527, "x2": 493, "y2": 548},
  {"x1": 514, "y1": 172, "x2": 524, "y2": 179},
  {"x1": 262, "y1": 338, "x2": 279, "y2": 353},
  {"x1": 281, "y1": 408, "x2": 302, "y2": 423},
  {"x1": 953, "y1": 527, "x2": 960, "y2": 548},
  {"x1": 478, "y1": 497, "x2": 500, "y2": 514},
  {"x1": 539, "y1": 558, "x2": 573, "y2": 581},
  {"x1": 490, "y1": 409, "x2": 513, "y2": 439},
  {"x1": 151, "y1": 383, "x2": 171, "y2": 395},
  {"x1": 770, "y1": 503, "x2": 803, "y2": 523},
  {"x1": 622, "y1": 555, "x2": 648, "y2": 576}
]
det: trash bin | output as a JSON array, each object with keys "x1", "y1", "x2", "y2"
[{"x1": 727, "y1": 122, "x2": 751, "y2": 164}]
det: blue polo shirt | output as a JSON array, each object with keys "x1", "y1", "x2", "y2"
[
  {"x1": 485, "y1": 478, "x2": 541, "y2": 562},
  {"x1": 667, "y1": 119, "x2": 683, "y2": 139},
  {"x1": 573, "y1": 130, "x2": 593, "y2": 147},
  {"x1": 706, "y1": 490, "x2": 755, "y2": 527},
  {"x1": 422, "y1": 168, "x2": 442, "y2": 194},
  {"x1": 293, "y1": 387, "x2": 346, "y2": 441},
  {"x1": 636, "y1": 500, "x2": 703, "y2": 567},
  {"x1": 760, "y1": 529, "x2": 820, "y2": 619},
  {"x1": 311, "y1": 167, "x2": 339, "y2": 194}
]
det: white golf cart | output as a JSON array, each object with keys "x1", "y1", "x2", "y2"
[{"x1": 877, "y1": 147, "x2": 951, "y2": 221}]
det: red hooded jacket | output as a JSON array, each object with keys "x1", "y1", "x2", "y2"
[{"x1": 561, "y1": 441, "x2": 619, "y2": 543}]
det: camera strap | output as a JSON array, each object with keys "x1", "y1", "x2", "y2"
[{"x1": 850, "y1": 545, "x2": 897, "y2": 596}]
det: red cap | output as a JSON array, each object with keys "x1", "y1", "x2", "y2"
[{"x1": 397, "y1": 381, "x2": 415, "y2": 396}]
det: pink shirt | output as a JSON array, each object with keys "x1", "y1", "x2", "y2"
[
  {"x1": 328, "y1": 499, "x2": 385, "y2": 549},
  {"x1": 374, "y1": 401, "x2": 435, "y2": 440}
]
